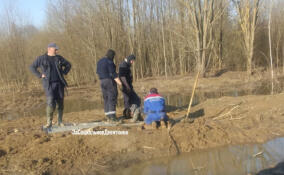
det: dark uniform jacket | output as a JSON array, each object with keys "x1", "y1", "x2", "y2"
[
  {"x1": 96, "y1": 57, "x2": 118, "y2": 80},
  {"x1": 30, "y1": 53, "x2": 71, "y2": 89},
  {"x1": 119, "y1": 61, "x2": 133, "y2": 90}
]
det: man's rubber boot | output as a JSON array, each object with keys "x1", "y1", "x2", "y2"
[
  {"x1": 160, "y1": 120, "x2": 167, "y2": 129},
  {"x1": 123, "y1": 108, "x2": 131, "y2": 119},
  {"x1": 151, "y1": 122, "x2": 158, "y2": 129},
  {"x1": 57, "y1": 109, "x2": 64, "y2": 127},
  {"x1": 131, "y1": 109, "x2": 140, "y2": 123},
  {"x1": 107, "y1": 114, "x2": 120, "y2": 124},
  {"x1": 44, "y1": 106, "x2": 54, "y2": 129}
]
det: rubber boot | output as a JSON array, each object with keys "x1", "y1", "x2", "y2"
[
  {"x1": 131, "y1": 108, "x2": 140, "y2": 123},
  {"x1": 123, "y1": 108, "x2": 131, "y2": 119},
  {"x1": 44, "y1": 106, "x2": 54, "y2": 129},
  {"x1": 57, "y1": 109, "x2": 64, "y2": 127},
  {"x1": 107, "y1": 114, "x2": 120, "y2": 124},
  {"x1": 160, "y1": 120, "x2": 167, "y2": 129}
]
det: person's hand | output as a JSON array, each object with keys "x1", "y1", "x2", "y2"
[
  {"x1": 119, "y1": 85, "x2": 124, "y2": 92},
  {"x1": 41, "y1": 74, "x2": 46, "y2": 79},
  {"x1": 126, "y1": 87, "x2": 132, "y2": 94}
]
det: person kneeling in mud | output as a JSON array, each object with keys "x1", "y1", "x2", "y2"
[{"x1": 143, "y1": 88, "x2": 168, "y2": 129}]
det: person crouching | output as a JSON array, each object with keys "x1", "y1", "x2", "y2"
[{"x1": 143, "y1": 88, "x2": 168, "y2": 129}]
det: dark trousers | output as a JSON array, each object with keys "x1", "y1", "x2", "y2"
[
  {"x1": 44, "y1": 81, "x2": 64, "y2": 110},
  {"x1": 122, "y1": 90, "x2": 141, "y2": 109},
  {"x1": 100, "y1": 79, "x2": 118, "y2": 115}
]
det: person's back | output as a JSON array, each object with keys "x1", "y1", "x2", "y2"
[
  {"x1": 96, "y1": 49, "x2": 122, "y2": 122},
  {"x1": 143, "y1": 88, "x2": 167, "y2": 125},
  {"x1": 97, "y1": 57, "x2": 116, "y2": 80},
  {"x1": 144, "y1": 93, "x2": 165, "y2": 114}
]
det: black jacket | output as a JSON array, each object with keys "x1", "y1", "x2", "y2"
[
  {"x1": 119, "y1": 61, "x2": 133, "y2": 89},
  {"x1": 30, "y1": 53, "x2": 71, "y2": 89}
]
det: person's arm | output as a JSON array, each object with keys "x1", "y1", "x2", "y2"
[
  {"x1": 59, "y1": 56, "x2": 71, "y2": 75},
  {"x1": 30, "y1": 56, "x2": 43, "y2": 78},
  {"x1": 120, "y1": 77, "x2": 131, "y2": 92},
  {"x1": 144, "y1": 100, "x2": 149, "y2": 114},
  {"x1": 107, "y1": 61, "x2": 122, "y2": 86},
  {"x1": 119, "y1": 65, "x2": 131, "y2": 92},
  {"x1": 114, "y1": 77, "x2": 122, "y2": 86}
]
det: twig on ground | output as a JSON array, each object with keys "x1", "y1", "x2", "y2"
[
  {"x1": 229, "y1": 116, "x2": 246, "y2": 120},
  {"x1": 271, "y1": 131, "x2": 280, "y2": 136},
  {"x1": 168, "y1": 127, "x2": 180, "y2": 155},
  {"x1": 213, "y1": 105, "x2": 240, "y2": 120},
  {"x1": 253, "y1": 151, "x2": 263, "y2": 157},
  {"x1": 143, "y1": 146, "x2": 156, "y2": 150}
]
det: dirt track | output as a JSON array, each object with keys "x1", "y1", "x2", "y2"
[{"x1": 1, "y1": 71, "x2": 284, "y2": 175}]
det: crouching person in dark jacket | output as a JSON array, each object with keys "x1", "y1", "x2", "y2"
[
  {"x1": 119, "y1": 54, "x2": 141, "y2": 122},
  {"x1": 30, "y1": 43, "x2": 71, "y2": 129},
  {"x1": 143, "y1": 88, "x2": 168, "y2": 129},
  {"x1": 96, "y1": 49, "x2": 122, "y2": 122}
]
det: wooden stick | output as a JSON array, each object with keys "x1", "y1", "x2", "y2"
[
  {"x1": 185, "y1": 71, "x2": 200, "y2": 120},
  {"x1": 213, "y1": 105, "x2": 240, "y2": 120}
]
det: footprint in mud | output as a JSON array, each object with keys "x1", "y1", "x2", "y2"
[
  {"x1": 33, "y1": 134, "x2": 41, "y2": 139},
  {"x1": 0, "y1": 149, "x2": 7, "y2": 158},
  {"x1": 8, "y1": 147, "x2": 17, "y2": 154},
  {"x1": 56, "y1": 159, "x2": 67, "y2": 165},
  {"x1": 38, "y1": 157, "x2": 53, "y2": 165},
  {"x1": 38, "y1": 137, "x2": 51, "y2": 144}
]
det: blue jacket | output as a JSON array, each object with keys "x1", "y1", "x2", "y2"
[
  {"x1": 144, "y1": 93, "x2": 166, "y2": 124},
  {"x1": 30, "y1": 54, "x2": 71, "y2": 89},
  {"x1": 96, "y1": 57, "x2": 118, "y2": 80}
]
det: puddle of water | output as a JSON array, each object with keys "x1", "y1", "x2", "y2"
[
  {"x1": 115, "y1": 137, "x2": 284, "y2": 175},
  {"x1": 2, "y1": 79, "x2": 284, "y2": 120}
]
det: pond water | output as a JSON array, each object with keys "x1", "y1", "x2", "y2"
[
  {"x1": 1, "y1": 79, "x2": 283, "y2": 120},
  {"x1": 26, "y1": 80, "x2": 284, "y2": 117},
  {"x1": 115, "y1": 137, "x2": 284, "y2": 175}
]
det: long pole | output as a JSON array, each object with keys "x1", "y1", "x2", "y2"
[
  {"x1": 185, "y1": 71, "x2": 200, "y2": 120},
  {"x1": 269, "y1": 0, "x2": 274, "y2": 95}
]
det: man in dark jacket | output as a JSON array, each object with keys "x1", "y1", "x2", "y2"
[
  {"x1": 97, "y1": 49, "x2": 122, "y2": 122},
  {"x1": 119, "y1": 54, "x2": 141, "y2": 122},
  {"x1": 30, "y1": 43, "x2": 71, "y2": 128}
]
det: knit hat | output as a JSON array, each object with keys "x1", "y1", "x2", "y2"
[
  {"x1": 106, "y1": 49, "x2": 116, "y2": 60},
  {"x1": 126, "y1": 54, "x2": 136, "y2": 63}
]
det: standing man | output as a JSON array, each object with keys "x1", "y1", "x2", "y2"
[
  {"x1": 97, "y1": 49, "x2": 122, "y2": 122},
  {"x1": 30, "y1": 43, "x2": 71, "y2": 128},
  {"x1": 119, "y1": 54, "x2": 141, "y2": 122}
]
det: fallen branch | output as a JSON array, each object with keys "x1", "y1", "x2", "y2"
[
  {"x1": 213, "y1": 105, "x2": 240, "y2": 121},
  {"x1": 143, "y1": 146, "x2": 156, "y2": 150},
  {"x1": 253, "y1": 151, "x2": 263, "y2": 157},
  {"x1": 229, "y1": 116, "x2": 246, "y2": 120},
  {"x1": 168, "y1": 127, "x2": 180, "y2": 155}
]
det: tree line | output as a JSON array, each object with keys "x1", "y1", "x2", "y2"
[{"x1": 0, "y1": 0, "x2": 283, "y2": 90}]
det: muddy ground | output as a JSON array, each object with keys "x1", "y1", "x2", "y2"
[{"x1": 1, "y1": 71, "x2": 284, "y2": 175}]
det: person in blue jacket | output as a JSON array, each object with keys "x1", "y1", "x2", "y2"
[
  {"x1": 143, "y1": 88, "x2": 168, "y2": 128},
  {"x1": 97, "y1": 49, "x2": 122, "y2": 122}
]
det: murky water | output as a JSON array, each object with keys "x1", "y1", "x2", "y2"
[
  {"x1": 115, "y1": 137, "x2": 284, "y2": 175},
  {"x1": 1, "y1": 79, "x2": 283, "y2": 120}
]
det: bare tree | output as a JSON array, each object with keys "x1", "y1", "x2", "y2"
[
  {"x1": 179, "y1": 0, "x2": 226, "y2": 76},
  {"x1": 233, "y1": 0, "x2": 261, "y2": 76}
]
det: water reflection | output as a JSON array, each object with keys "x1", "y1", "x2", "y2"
[
  {"x1": 116, "y1": 137, "x2": 284, "y2": 175},
  {"x1": 2, "y1": 79, "x2": 284, "y2": 119}
]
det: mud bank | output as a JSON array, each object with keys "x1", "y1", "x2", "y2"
[{"x1": 1, "y1": 71, "x2": 284, "y2": 174}]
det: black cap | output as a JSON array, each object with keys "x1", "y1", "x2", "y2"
[
  {"x1": 106, "y1": 49, "x2": 115, "y2": 60},
  {"x1": 127, "y1": 54, "x2": 136, "y2": 63}
]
